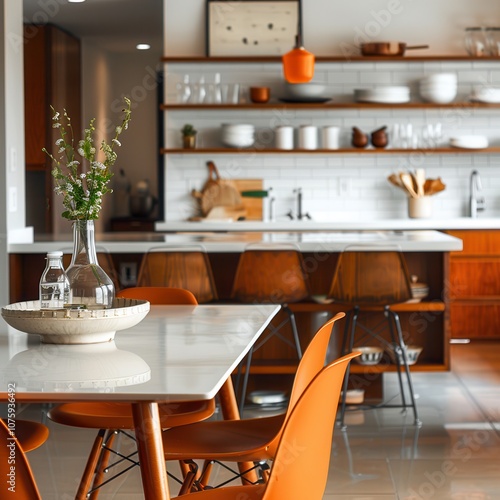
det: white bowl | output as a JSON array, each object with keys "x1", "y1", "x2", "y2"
[
  {"x1": 1, "y1": 298, "x2": 150, "y2": 344},
  {"x1": 283, "y1": 82, "x2": 327, "y2": 98},
  {"x1": 354, "y1": 346, "x2": 384, "y2": 365},
  {"x1": 388, "y1": 345, "x2": 423, "y2": 366},
  {"x1": 419, "y1": 85, "x2": 457, "y2": 103},
  {"x1": 420, "y1": 73, "x2": 458, "y2": 85}
]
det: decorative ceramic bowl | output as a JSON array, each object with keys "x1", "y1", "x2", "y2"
[
  {"x1": 1, "y1": 298, "x2": 150, "y2": 344},
  {"x1": 354, "y1": 346, "x2": 384, "y2": 365},
  {"x1": 388, "y1": 345, "x2": 423, "y2": 366}
]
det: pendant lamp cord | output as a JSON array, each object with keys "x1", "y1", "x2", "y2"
[{"x1": 296, "y1": 0, "x2": 303, "y2": 47}]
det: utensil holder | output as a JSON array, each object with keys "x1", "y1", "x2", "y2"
[{"x1": 408, "y1": 196, "x2": 432, "y2": 218}]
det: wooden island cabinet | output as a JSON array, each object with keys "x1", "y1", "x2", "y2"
[{"x1": 447, "y1": 230, "x2": 500, "y2": 340}]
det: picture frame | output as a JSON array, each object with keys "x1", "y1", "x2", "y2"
[{"x1": 206, "y1": 0, "x2": 301, "y2": 57}]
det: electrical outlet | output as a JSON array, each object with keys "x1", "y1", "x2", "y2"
[
  {"x1": 119, "y1": 262, "x2": 137, "y2": 287},
  {"x1": 338, "y1": 178, "x2": 351, "y2": 196}
]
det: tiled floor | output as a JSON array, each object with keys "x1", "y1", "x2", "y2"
[{"x1": 20, "y1": 341, "x2": 500, "y2": 499}]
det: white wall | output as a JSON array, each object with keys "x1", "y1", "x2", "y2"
[
  {"x1": 0, "y1": 0, "x2": 31, "y2": 307},
  {"x1": 163, "y1": 0, "x2": 500, "y2": 222},
  {"x1": 165, "y1": 0, "x2": 500, "y2": 56}
]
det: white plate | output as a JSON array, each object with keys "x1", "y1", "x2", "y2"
[
  {"x1": 248, "y1": 390, "x2": 287, "y2": 405},
  {"x1": 355, "y1": 95, "x2": 411, "y2": 104},
  {"x1": 1, "y1": 298, "x2": 150, "y2": 344},
  {"x1": 450, "y1": 135, "x2": 489, "y2": 149}
]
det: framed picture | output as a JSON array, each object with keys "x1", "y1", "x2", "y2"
[{"x1": 206, "y1": 0, "x2": 300, "y2": 57}]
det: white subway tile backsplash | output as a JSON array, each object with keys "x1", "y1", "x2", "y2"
[{"x1": 163, "y1": 60, "x2": 500, "y2": 221}]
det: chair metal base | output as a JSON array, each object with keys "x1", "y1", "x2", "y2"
[{"x1": 338, "y1": 306, "x2": 421, "y2": 429}]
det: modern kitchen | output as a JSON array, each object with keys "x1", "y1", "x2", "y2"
[{"x1": 1, "y1": 0, "x2": 500, "y2": 498}]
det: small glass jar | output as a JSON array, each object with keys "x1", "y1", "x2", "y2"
[
  {"x1": 485, "y1": 27, "x2": 500, "y2": 56},
  {"x1": 465, "y1": 27, "x2": 487, "y2": 57}
]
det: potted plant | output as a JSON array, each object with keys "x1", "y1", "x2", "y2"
[{"x1": 181, "y1": 123, "x2": 197, "y2": 149}]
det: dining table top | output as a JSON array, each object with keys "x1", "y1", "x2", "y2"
[{"x1": 0, "y1": 304, "x2": 281, "y2": 403}]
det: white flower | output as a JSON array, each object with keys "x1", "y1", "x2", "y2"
[
  {"x1": 55, "y1": 138, "x2": 64, "y2": 145},
  {"x1": 112, "y1": 138, "x2": 121, "y2": 147},
  {"x1": 80, "y1": 173, "x2": 86, "y2": 179},
  {"x1": 58, "y1": 147, "x2": 65, "y2": 153},
  {"x1": 52, "y1": 112, "x2": 60, "y2": 120},
  {"x1": 52, "y1": 123, "x2": 61, "y2": 128},
  {"x1": 78, "y1": 148, "x2": 85, "y2": 156}
]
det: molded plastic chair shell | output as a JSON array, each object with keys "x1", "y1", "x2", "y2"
[
  {"x1": 0, "y1": 418, "x2": 49, "y2": 499},
  {"x1": 327, "y1": 251, "x2": 412, "y2": 306},
  {"x1": 231, "y1": 248, "x2": 311, "y2": 304},
  {"x1": 136, "y1": 247, "x2": 218, "y2": 304},
  {"x1": 162, "y1": 313, "x2": 346, "y2": 486},
  {"x1": 171, "y1": 351, "x2": 360, "y2": 500}
]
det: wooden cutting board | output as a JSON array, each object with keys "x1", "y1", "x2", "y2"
[{"x1": 234, "y1": 179, "x2": 263, "y2": 220}]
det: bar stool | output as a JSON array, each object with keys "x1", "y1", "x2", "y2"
[
  {"x1": 326, "y1": 248, "x2": 421, "y2": 428},
  {"x1": 136, "y1": 245, "x2": 218, "y2": 303},
  {"x1": 231, "y1": 244, "x2": 311, "y2": 411}
]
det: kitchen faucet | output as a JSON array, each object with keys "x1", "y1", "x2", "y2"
[
  {"x1": 287, "y1": 188, "x2": 311, "y2": 220},
  {"x1": 469, "y1": 170, "x2": 485, "y2": 218}
]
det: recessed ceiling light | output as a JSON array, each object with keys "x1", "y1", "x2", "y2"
[
  {"x1": 136, "y1": 43, "x2": 151, "y2": 51},
  {"x1": 68, "y1": 0, "x2": 86, "y2": 3}
]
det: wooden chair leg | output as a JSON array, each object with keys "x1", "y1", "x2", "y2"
[
  {"x1": 75, "y1": 429, "x2": 106, "y2": 500},
  {"x1": 88, "y1": 430, "x2": 118, "y2": 500}
]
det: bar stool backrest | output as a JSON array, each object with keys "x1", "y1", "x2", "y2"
[
  {"x1": 327, "y1": 251, "x2": 412, "y2": 306},
  {"x1": 137, "y1": 247, "x2": 218, "y2": 304},
  {"x1": 231, "y1": 249, "x2": 310, "y2": 303}
]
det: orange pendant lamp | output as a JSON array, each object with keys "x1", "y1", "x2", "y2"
[{"x1": 282, "y1": 3, "x2": 315, "y2": 83}]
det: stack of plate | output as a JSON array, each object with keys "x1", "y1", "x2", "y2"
[
  {"x1": 354, "y1": 86, "x2": 410, "y2": 104},
  {"x1": 450, "y1": 135, "x2": 489, "y2": 150},
  {"x1": 419, "y1": 73, "x2": 457, "y2": 104},
  {"x1": 221, "y1": 123, "x2": 255, "y2": 148},
  {"x1": 470, "y1": 86, "x2": 500, "y2": 103}
]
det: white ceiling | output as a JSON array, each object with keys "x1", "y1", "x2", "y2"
[{"x1": 22, "y1": 0, "x2": 163, "y2": 52}]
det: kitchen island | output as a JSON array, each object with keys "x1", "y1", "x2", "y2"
[{"x1": 8, "y1": 229, "x2": 461, "y2": 402}]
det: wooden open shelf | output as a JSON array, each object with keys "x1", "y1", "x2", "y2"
[
  {"x1": 162, "y1": 55, "x2": 500, "y2": 63},
  {"x1": 162, "y1": 101, "x2": 500, "y2": 110},
  {"x1": 161, "y1": 147, "x2": 500, "y2": 155}
]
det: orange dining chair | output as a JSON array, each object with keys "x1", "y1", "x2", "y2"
[
  {"x1": 136, "y1": 246, "x2": 218, "y2": 304},
  {"x1": 47, "y1": 286, "x2": 216, "y2": 499},
  {"x1": 161, "y1": 312, "x2": 346, "y2": 492},
  {"x1": 170, "y1": 351, "x2": 361, "y2": 500},
  {"x1": 230, "y1": 244, "x2": 311, "y2": 410},
  {"x1": 0, "y1": 418, "x2": 50, "y2": 500},
  {"x1": 326, "y1": 249, "x2": 420, "y2": 428}
]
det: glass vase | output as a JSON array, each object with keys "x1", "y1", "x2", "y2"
[{"x1": 66, "y1": 220, "x2": 115, "y2": 309}]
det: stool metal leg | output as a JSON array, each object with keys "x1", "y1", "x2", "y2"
[
  {"x1": 339, "y1": 307, "x2": 359, "y2": 429},
  {"x1": 389, "y1": 310, "x2": 421, "y2": 426}
]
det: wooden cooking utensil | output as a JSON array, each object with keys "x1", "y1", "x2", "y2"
[
  {"x1": 388, "y1": 173, "x2": 405, "y2": 190},
  {"x1": 400, "y1": 173, "x2": 419, "y2": 198},
  {"x1": 415, "y1": 168, "x2": 426, "y2": 197},
  {"x1": 423, "y1": 178, "x2": 446, "y2": 195}
]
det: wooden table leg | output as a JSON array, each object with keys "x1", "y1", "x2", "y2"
[
  {"x1": 218, "y1": 378, "x2": 259, "y2": 485},
  {"x1": 132, "y1": 402, "x2": 170, "y2": 500}
]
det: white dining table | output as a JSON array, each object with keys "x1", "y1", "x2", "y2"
[{"x1": 0, "y1": 304, "x2": 280, "y2": 499}]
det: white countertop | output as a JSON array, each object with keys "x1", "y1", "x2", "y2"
[
  {"x1": 8, "y1": 230, "x2": 462, "y2": 253},
  {"x1": 155, "y1": 217, "x2": 500, "y2": 233}
]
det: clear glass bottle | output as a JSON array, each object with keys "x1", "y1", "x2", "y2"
[{"x1": 39, "y1": 251, "x2": 69, "y2": 310}]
